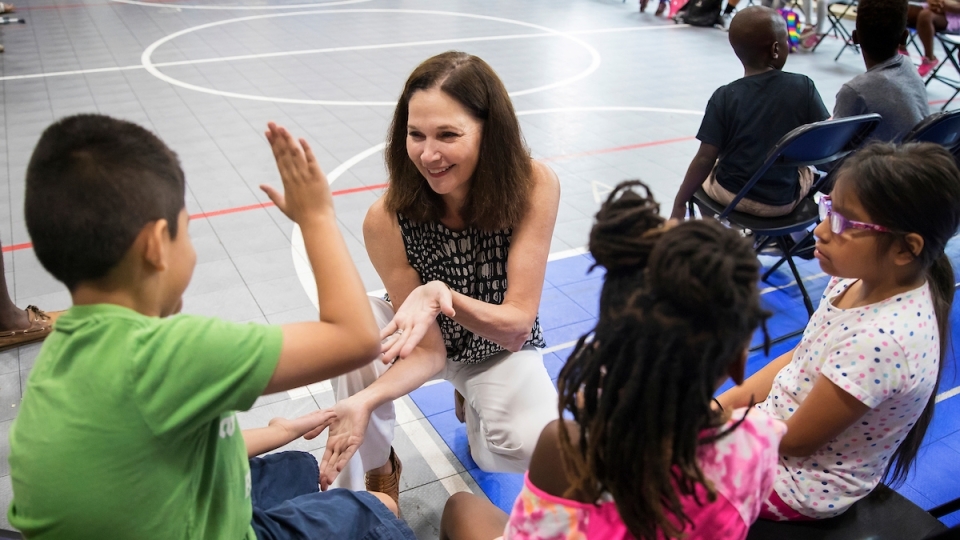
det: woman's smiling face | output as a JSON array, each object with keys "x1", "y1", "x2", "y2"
[{"x1": 406, "y1": 86, "x2": 483, "y2": 204}]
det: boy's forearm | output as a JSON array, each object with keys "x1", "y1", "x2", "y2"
[
  {"x1": 672, "y1": 155, "x2": 715, "y2": 219},
  {"x1": 243, "y1": 425, "x2": 295, "y2": 458},
  {"x1": 300, "y1": 216, "x2": 378, "y2": 342}
]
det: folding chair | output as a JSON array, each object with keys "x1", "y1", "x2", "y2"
[
  {"x1": 905, "y1": 27, "x2": 924, "y2": 58},
  {"x1": 746, "y1": 484, "x2": 948, "y2": 540},
  {"x1": 687, "y1": 114, "x2": 881, "y2": 317},
  {"x1": 902, "y1": 109, "x2": 960, "y2": 157},
  {"x1": 810, "y1": 0, "x2": 860, "y2": 60},
  {"x1": 925, "y1": 33, "x2": 960, "y2": 111}
]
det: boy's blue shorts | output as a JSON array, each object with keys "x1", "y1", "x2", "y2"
[{"x1": 250, "y1": 451, "x2": 416, "y2": 540}]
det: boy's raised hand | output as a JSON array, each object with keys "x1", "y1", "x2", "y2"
[{"x1": 260, "y1": 122, "x2": 334, "y2": 224}]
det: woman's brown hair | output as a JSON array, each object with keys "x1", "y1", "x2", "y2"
[{"x1": 384, "y1": 51, "x2": 533, "y2": 231}]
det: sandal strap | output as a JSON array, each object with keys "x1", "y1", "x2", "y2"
[
  {"x1": 365, "y1": 448, "x2": 401, "y2": 503},
  {"x1": 25, "y1": 305, "x2": 50, "y2": 322}
]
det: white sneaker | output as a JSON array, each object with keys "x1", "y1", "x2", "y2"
[{"x1": 716, "y1": 11, "x2": 734, "y2": 31}]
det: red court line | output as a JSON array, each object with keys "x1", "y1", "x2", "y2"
[
  {"x1": 18, "y1": 0, "x2": 191, "y2": 10},
  {"x1": 189, "y1": 183, "x2": 389, "y2": 219},
  {"x1": 2, "y1": 242, "x2": 32, "y2": 253},
  {"x1": 17, "y1": 3, "x2": 110, "y2": 10},
  {"x1": 4, "y1": 182, "x2": 392, "y2": 253},
  {"x1": 541, "y1": 136, "x2": 697, "y2": 162},
  {"x1": 3, "y1": 134, "x2": 690, "y2": 254}
]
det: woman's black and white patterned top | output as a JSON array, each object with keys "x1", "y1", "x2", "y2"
[{"x1": 394, "y1": 213, "x2": 545, "y2": 364}]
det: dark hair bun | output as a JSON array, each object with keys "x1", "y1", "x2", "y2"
[
  {"x1": 646, "y1": 220, "x2": 761, "y2": 319},
  {"x1": 588, "y1": 180, "x2": 664, "y2": 274}
]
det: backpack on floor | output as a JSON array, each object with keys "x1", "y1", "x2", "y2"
[
  {"x1": 779, "y1": 7, "x2": 801, "y2": 51},
  {"x1": 674, "y1": 0, "x2": 723, "y2": 27}
]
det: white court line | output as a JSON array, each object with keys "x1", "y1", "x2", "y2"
[
  {"x1": 111, "y1": 0, "x2": 371, "y2": 10},
  {"x1": 139, "y1": 9, "x2": 603, "y2": 106},
  {"x1": 395, "y1": 399, "x2": 471, "y2": 495},
  {"x1": 0, "y1": 23, "x2": 686, "y2": 83},
  {"x1": 938, "y1": 386, "x2": 960, "y2": 403}
]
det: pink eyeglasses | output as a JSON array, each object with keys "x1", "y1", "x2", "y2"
[{"x1": 818, "y1": 195, "x2": 892, "y2": 235}]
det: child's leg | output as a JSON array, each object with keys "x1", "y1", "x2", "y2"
[
  {"x1": 913, "y1": 6, "x2": 949, "y2": 61},
  {"x1": 815, "y1": 0, "x2": 828, "y2": 34},
  {"x1": 249, "y1": 451, "x2": 320, "y2": 510},
  {"x1": 252, "y1": 489, "x2": 415, "y2": 540},
  {"x1": 440, "y1": 492, "x2": 509, "y2": 540},
  {"x1": 758, "y1": 490, "x2": 816, "y2": 521}
]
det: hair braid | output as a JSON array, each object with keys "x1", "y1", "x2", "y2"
[{"x1": 556, "y1": 180, "x2": 769, "y2": 539}]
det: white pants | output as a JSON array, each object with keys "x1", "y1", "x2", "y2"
[{"x1": 330, "y1": 297, "x2": 559, "y2": 490}]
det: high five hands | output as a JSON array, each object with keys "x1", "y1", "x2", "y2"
[{"x1": 259, "y1": 122, "x2": 334, "y2": 225}]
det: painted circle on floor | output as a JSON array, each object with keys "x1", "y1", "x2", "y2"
[
  {"x1": 111, "y1": 0, "x2": 372, "y2": 10},
  {"x1": 140, "y1": 9, "x2": 602, "y2": 106},
  {"x1": 288, "y1": 105, "x2": 705, "y2": 308}
]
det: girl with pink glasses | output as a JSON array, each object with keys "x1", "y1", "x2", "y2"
[{"x1": 718, "y1": 142, "x2": 960, "y2": 521}]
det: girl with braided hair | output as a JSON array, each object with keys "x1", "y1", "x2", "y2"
[
  {"x1": 720, "y1": 142, "x2": 960, "y2": 521},
  {"x1": 439, "y1": 180, "x2": 787, "y2": 540}
]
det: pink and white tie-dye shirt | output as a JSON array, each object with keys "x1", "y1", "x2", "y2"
[{"x1": 503, "y1": 409, "x2": 786, "y2": 540}]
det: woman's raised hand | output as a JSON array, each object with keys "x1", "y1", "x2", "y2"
[
  {"x1": 380, "y1": 281, "x2": 455, "y2": 362},
  {"x1": 260, "y1": 122, "x2": 334, "y2": 225}
]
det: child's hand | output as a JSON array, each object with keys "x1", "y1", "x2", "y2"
[
  {"x1": 310, "y1": 397, "x2": 373, "y2": 490},
  {"x1": 380, "y1": 281, "x2": 455, "y2": 362},
  {"x1": 260, "y1": 122, "x2": 335, "y2": 225},
  {"x1": 268, "y1": 410, "x2": 336, "y2": 439}
]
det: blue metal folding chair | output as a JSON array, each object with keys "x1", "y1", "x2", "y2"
[
  {"x1": 688, "y1": 114, "x2": 881, "y2": 319},
  {"x1": 902, "y1": 109, "x2": 960, "y2": 158}
]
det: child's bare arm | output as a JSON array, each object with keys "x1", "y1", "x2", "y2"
[
  {"x1": 717, "y1": 347, "x2": 795, "y2": 410},
  {"x1": 943, "y1": 0, "x2": 960, "y2": 13},
  {"x1": 671, "y1": 143, "x2": 719, "y2": 220},
  {"x1": 528, "y1": 420, "x2": 589, "y2": 501},
  {"x1": 259, "y1": 124, "x2": 380, "y2": 395},
  {"x1": 243, "y1": 410, "x2": 335, "y2": 458},
  {"x1": 778, "y1": 377, "x2": 870, "y2": 456}
]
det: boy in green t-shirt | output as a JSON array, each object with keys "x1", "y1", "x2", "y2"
[{"x1": 7, "y1": 115, "x2": 416, "y2": 540}]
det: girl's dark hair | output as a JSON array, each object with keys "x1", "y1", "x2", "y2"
[
  {"x1": 384, "y1": 51, "x2": 532, "y2": 231},
  {"x1": 556, "y1": 180, "x2": 770, "y2": 539},
  {"x1": 837, "y1": 142, "x2": 960, "y2": 484}
]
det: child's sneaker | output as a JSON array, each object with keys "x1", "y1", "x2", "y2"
[
  {"x1": 716, "y1": 11, "x2": 734, "y2": 30},
  {"x1": 655, "y1": 1, "x2": 667, "y2": 15},
  {"x1": 800, "y1": 31, "x2": 821, "y2": 50},
  {"x1": 918, "y1": 57, "x2": 939, "y2": 77}
]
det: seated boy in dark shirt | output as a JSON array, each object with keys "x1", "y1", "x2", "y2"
[{"x1": 670, "y1": 6, "x2": 830, "y2": 220}]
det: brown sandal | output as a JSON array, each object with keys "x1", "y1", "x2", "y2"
[
  {"x1": 365, "y1": 447, "x2": 402, "y2": 506},
  {"x1": 0, "y1": 306, "x2": 62, "y2": 352}
]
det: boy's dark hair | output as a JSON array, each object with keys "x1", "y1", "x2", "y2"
[
  {"x1": 384, "y1": 51, "x2": 533, "y2": 231},
  {"x1": 555, "y1": 181, "x2": 770, "y2": 540},
  {"x1": 729, "y1": 6, "x2": 787, "y2": 68},
  {"x1": 855, "y1": 0, "x2": 908, "y2": 60},
  {"x1": 25, "y1": 114, "x2": 185, "y2": 290},
  {"x1": 837, "y1": 142, "x2": 960, "y2": 485}
]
